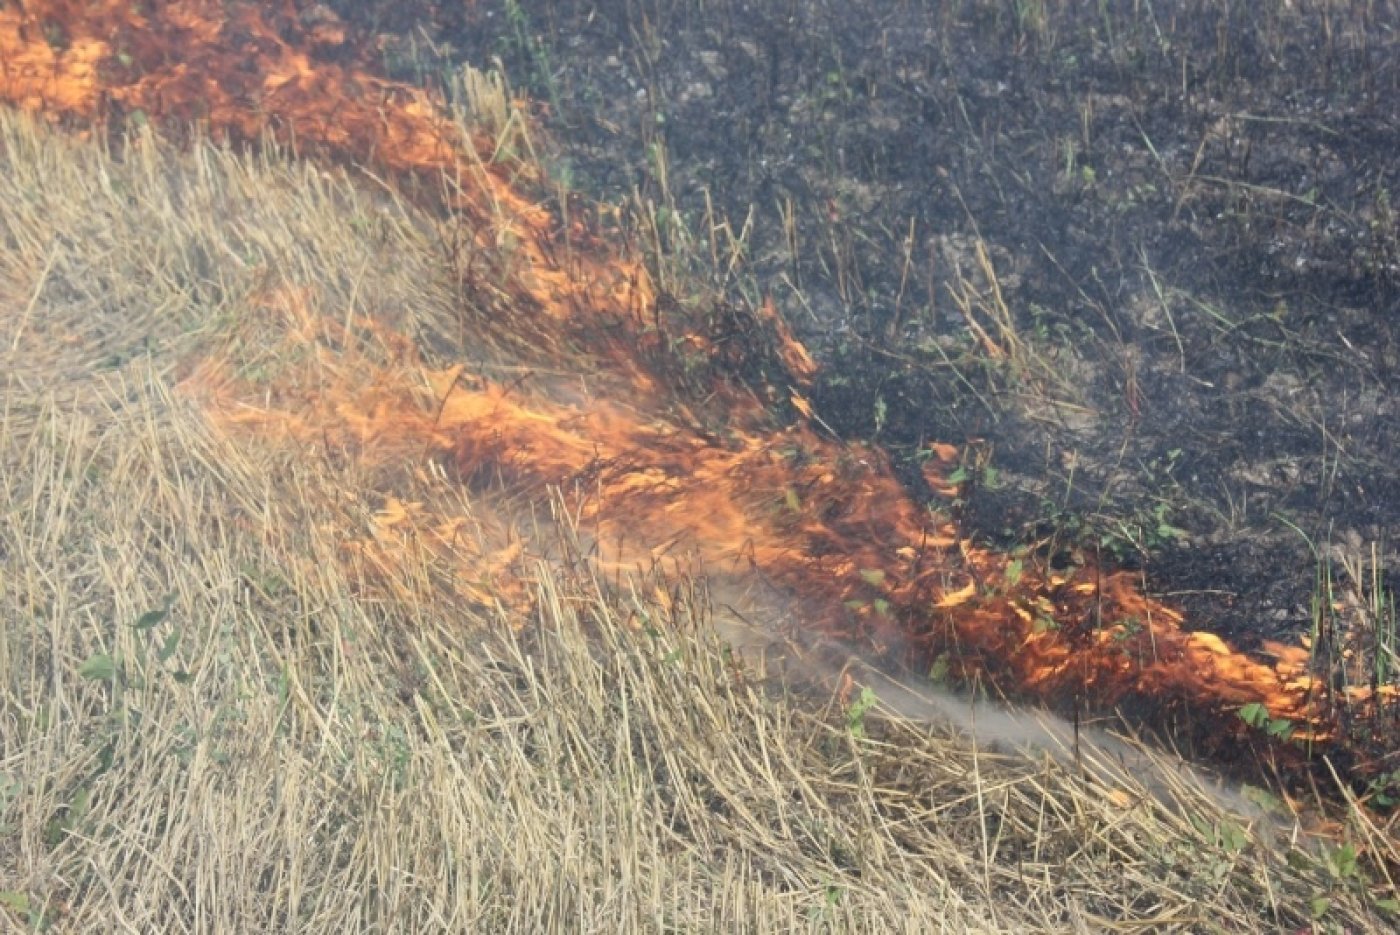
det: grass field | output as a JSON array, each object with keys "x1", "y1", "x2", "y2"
[{"x1": 0, "y1": 106, "x2": 1396, "y2": 932}]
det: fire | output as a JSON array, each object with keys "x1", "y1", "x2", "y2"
[{"x1": 2, "y1": 0, "x2": 1348, "y2": 778}]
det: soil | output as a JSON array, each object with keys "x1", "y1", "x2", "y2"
[{"x1": 331, "y1": 1, "x2": 1399, "y2": 769}]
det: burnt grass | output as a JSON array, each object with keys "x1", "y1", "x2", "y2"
[{"x1": 336, "y1": 1, "x2": 1399, "y2": 786}]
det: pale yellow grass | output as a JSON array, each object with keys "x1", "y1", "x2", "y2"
[{"x1": 0, "y1": 109, "x2": 1392, "y2": 932}]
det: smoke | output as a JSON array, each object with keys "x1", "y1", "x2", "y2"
[{"x1": 704, "y1": 568, "x2": 1284, "y2": 827}]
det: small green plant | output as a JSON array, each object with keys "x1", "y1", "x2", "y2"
[
  {"x1": 1357, "y1": 542, "x2": 1398, "y2": 693},
  {"x1": 1240, "y1": 784, "x2": 1283, "y2": 813},
  {"x1": 1364, "y1": 769, "x2": 1400, "y2": 808},
  {"x1": 0, "y1": 772, "x2": 17, "y2": 821},
  {"x1": 1216, "y1": 821, "x2": 1249, "y2": 854},
  {"x1": 0, "y1": 889, "x2": 53, "y2": 932},
  {"x1": 846, "y1": 686, "x2": 878, "y2": 739},
  {"x1": 1111, "y1": 616, "x2": 1143, "y2": 642},
  {"x1": 1238, "y1": 701, "x2": 1294, "y2": 741},
  {"x1": 501, "y1": 0, "x2": 562, "y2": 114},
  {"x1": 1325, "y1": 842, "x2": 1359, "y2": 881},
  {"x1": 805, "y1": 882, "x2": 845, "y2": 923}
]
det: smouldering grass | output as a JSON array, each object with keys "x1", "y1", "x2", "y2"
[{"x1": 0, "y1": 109, "x2": 1397, "y2": 931}]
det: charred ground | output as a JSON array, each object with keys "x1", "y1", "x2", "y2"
[{"x1": 330, "y1": 0, "x2": 1399, "y2": 773}]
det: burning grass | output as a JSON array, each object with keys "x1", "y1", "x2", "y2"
[
  {"x1": 1, "y1": 0, "x2": 1385, "y2": 777},
  {"x1": 3, "y1": 0, "x2": 1400, "y2": 925},
  {"x1": 2, "y1": 101, "x2": 1399, "y2": 931}
]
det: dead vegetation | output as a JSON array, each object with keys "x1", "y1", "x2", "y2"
[{"x1": 0, "y1": 100, "x2": 1398, "y2": 932}]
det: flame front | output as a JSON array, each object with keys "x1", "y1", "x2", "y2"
[{"x1": 3, "y1": 0, "x2": 1342, "y2": 774}]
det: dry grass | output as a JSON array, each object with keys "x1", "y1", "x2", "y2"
[{"x1": 0, "y1": 108, "x2": 1395, "y2": 932}]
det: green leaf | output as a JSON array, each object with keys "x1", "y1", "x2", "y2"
[
  {"x1": 0, "y1": 891, "x2": 29, "y2": 914},
  {"x1": 1310, "y1": 895, "x2": 1331, "y2": 919},
  {"x1": 947, "y1": 467, "x2": 968, "y2": 485},
  {"x1": 70, "y1": 785, "x2": 91, "y2": 821},
  {"x1": 1004, "y1": 559, "x2": 1023, "y2": 587},
  {"x1": 1328, "y1": 843, "x2": 1358, "y2": 879},
  {"x1": 1286, "y1": 850, "x2": 1314, "y2": 872},
  {"x1": 1375, "y1": 898, "x2": 1400, "y2": 915},
  {"x1": 1241, "y1": 784, "x2": 1282, "y2": 813},
  {"x1": 1158, "y1": 521, "x2": 1188, "y2": 539},
  {"x1": 846, "y1": 687, "x2": 878, "y2": 739},
  {"x1": 78, "y1": 653, "x2": 116, "y2": 682},
  {"x1": 132, "y1": 604, "x2": 170, "y2": 631},
  {"x1": 927, "y1": 653, "x2": 950, "y2": 684},
  {"x1": 0, "y1": 771, "x2": 18, "y2": 803},
  {"x1": 1218, "y1": 822, "x2": 1247, "y2": 853},
  {"x1": 859, "y1": 568, "x2": 886, "y2": 586},
  {"x1": 157, "y1": 630, "x2": 181, "y2": 663},
  {"x1": 784, "y1": 488, "x2": 801, "y2": 513},
  {"x1": 1238, "y1": 702, "x2": 1268, "y2": 729}
]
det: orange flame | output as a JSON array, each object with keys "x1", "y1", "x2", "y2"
[{"x1": 5, "y1": 0, "x2": 1343, "y2": 776}]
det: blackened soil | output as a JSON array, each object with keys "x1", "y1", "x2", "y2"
[{"x1": 333, "y1": 0, "x2": 1400, "y2": 772}]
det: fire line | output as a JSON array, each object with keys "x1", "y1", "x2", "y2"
[{"x1": 3, "y1": 0, "x2": 1367, "y2": 788}]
